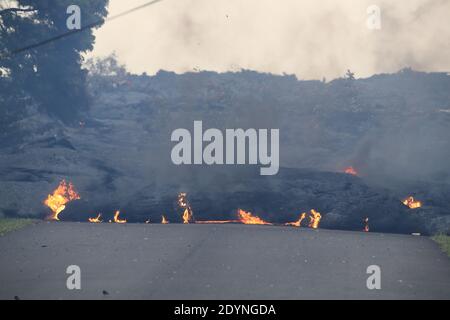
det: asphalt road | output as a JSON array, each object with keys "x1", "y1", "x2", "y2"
[{"x1": 0, "y1": 222, "x2": 449, "y2": 300}]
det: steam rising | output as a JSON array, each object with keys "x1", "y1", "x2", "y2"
[{"x1": 90, "y1": 0, "x2": 450, "y2": 79}]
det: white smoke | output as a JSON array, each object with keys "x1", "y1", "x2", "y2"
[{"x1": 89, "y1": 0, "x2": 450, "y2": 80}]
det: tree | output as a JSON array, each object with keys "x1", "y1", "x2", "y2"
[
  {"x1": 345, "y1": 69, "x2": 355, "y2": 80},
  {"x1": 0, "y1": 0, "x2": 109, "y2": 123},
  {"x1": 85, "y1": 52, "x2": 128, "y2": 77}
]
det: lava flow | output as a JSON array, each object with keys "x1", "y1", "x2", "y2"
[
  {"x1": 285, "y1": 213, "x2": 307, "y2": 227},
  {"x1": 196, "y1": 220, "x2": 239, "y2": 224},
  {"x1": 113, "y1": 210, "x2": 127, "y2": 224},
  {"x1": 238, "y1": 209, "x2": 272, "y2": 225},
  {"x1": 344, "y1": 166, "x2": 358, "y2": 176},
  {"x1": 402, "y1": 196, "x2": 422, "y2": 209},
  {"x1": 43, "y1": 180, "x2": 80, "y2": 221},
  {"x1": 88, "y1": 213, "x2": 102, "y2": 223}
]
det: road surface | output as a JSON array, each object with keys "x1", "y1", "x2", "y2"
[{"x1": 0, "y1": 222, "x2": 449, "y2": 299}]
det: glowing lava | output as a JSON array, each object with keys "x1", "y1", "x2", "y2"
[
  {"x1": 308, "y1": 209, "x2": 322, "y2": 229},
  {"x1": 196, "y1": 220, "x2": 239, "y2": 224},
  {"x1": 113, "y1": 210, "x2": 127, "y2": 224},
  {"x1": 344, "y1": 166, "x2": 358, "y2": 176},
  {"x1": 88, "y1": 213, "x2": 102, "y2": 223},
  {"x1": 238, "y1": 209, "x2": 272, "y2": 225},
  {"x1": 43, "y1": 180, "x2": 80, "y2": 221},
  {"x1": 285, "y1": 213, "x2": 307, "y2": 227},
  {"x1": 402, "y1": 196, "x2": 422, "y2": 209}
]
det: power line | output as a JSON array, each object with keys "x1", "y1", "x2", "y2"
[{"x1": 6, "y1": 0, "x2": 165, "y2": 56}]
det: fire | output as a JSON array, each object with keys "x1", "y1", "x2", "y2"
[
  {"x1": 285, "y1": 210, "x2": 321, "y2": 229},
  {"x1": 182, "y1": 208, "x2": 193, "y2": 224},
  {"x1": 178, "y1": 192, "x2": 188, "y2": 208},
  {"x1": 113, "y1": 210, "x2": 127, "y2": 224},
  {"x1": 402, "y1": 196, "x2": 422, "y2": 209},
  {"x1": 43, "y1": 180, "x2": 80, "y2": 221},
  {"x1": 308, "y1": 209, "x2": 322, "y2": 229},
  {"x1": 364, "y1": 217, "x2": 369, "y2": 232},
  {"x1": 161, "y1": 215, "x2": 169, "y2": 224},
  {"x1": 178, "y1": 192, "x2": 194, "y2": 224},
  {"x1": 88, "y1": 213, "x2": 102, "y2": 223},
  {"x1": 285, "y1": 213, "x2": 307, "y2": 227},
  {"x1": 344, "y1": 166, "x2": 358, "y2": 176},
  {"x1": 238, "y1": 209, "x2": 272, "y2": 225}
]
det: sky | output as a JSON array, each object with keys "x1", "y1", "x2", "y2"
[{"x1": 89, "y1": 0, "x2": 450, "y2": 80}]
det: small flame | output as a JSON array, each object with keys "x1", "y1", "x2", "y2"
[
  {"x1": 88, "y1": 213, "x2": 102, "y2": 223},
  {"x1": 161, "y1": 215, "x2": 169, "y2": 224},
  {"x1": 308, "y1": 209, "x2": 322, "y2": 229},
  {"x1": 43, "y1": 180, "x2": 80, "y2": 221},
  {"x1": 364, "y1": 217, "x2": 369, "y2": 232},
  {"x1": 402, "y1": 196, "x2": 422, "y2": 209},
  {"x1": 113, "y1": 210, "x2": 127, "y2": 224},
  {"x1": 285, "y1": 213, "x2": 307, "y2": 227},
  {"x1": 178, "y1": 192, "x2": 194, "y2": 224},
  {"x1": 238, "y1": 209, "x2": 272, "y2": 225},
  {"x1": 344, "y1": 166, "x2": 358, "y2": 176},
  {"x1": 182, "y1": 208, "x2": 193, "y2": 224}
]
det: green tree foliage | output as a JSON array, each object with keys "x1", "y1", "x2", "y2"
[{"x1": 0, "y1": 0, "x2": 109, "y2": 123}]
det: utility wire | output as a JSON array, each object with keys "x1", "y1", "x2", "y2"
[{"x1": 5, "y1": 0, "x2": 165, "y2": 56}]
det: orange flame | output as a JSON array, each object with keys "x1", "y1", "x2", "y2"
[
  {"x1": 344, "y1": 166, "x2": 358, "y2": 176},
  {"x1": 113, "y1": 210, "x2": 127, "y2": 224},
  {"x1": 182, "y1": 208, "x2": 193, "y2": 224},
  {"x1": 364, "y1": 217, "x2": 369, "y2": 232},
  {"x1": 43, "y1": 180, "x2": 80, "y2": 221},
  {"x1": 161, "y1": 215, "x2": 169, "y2": 224},
  {"x1": 88, "y1": 213, "x2": 102, "y2": 223},
  {"x1": 178, "y1": 193, "x2": 194, "y2": 224},
  {"x1": 285, "y1": 212, "x2": 307, "y2": 227},
  {"x1": 402, "y1": 196, "x2": 422, "y2": 209},
  {"x1": 238, "y1": 209, "x2": 272, "y2": 225},
  {"x1": 308, "y1": 209, "x2": 322, "y2": 229}
]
